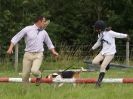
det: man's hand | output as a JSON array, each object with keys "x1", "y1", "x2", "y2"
[
  {"x1": 7, "y1": 48, "x2": 13, "y2": 54},
  {"x1": 50, "y1": 48, "x2": 59, "y2": 59},
  {"x1": 52, "y1": 51, "x2": 59, "y2": 58},
  {"x1": 7, "y1": 43, "x2": 14, "y2": 54}
]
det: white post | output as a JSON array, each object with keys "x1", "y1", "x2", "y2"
[
  {"x1": 126, "y1": 41, "x2": 129, "y2": 66},
  {"x1": 15, "y1": 44, "x2": 18, "y2": 72}
]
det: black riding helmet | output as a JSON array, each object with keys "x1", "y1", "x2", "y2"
[{"x1": 94, "y1": 20, "x2": 106, "y2": 31}]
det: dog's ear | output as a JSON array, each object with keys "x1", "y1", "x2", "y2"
[
  {"x1": 52, "y1": 73, "x2": 59, "y2": 78},
  {"x1": 52, "y1": 75, "x2": 58, "y2": 78},
  {"x1": 45, "y1": 75, "x2": 49, "y2": 78},
  {"x1": 46, "y1": 74, "x2": 52, "y2": 79}
]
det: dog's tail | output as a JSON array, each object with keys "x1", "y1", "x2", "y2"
[{"x1": 80, "y1": 67, "x2": 87, "y2": 72}]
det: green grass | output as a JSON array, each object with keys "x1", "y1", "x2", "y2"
[
  {"x1": 0, "y1": 68, "x2": 133, "y2": 99},
  {"x1": 1, "y1": 46, "x2": 133, "y2": 99}
]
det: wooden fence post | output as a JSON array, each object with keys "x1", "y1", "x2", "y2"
[
  {"x1": 15, "y1": 44, "x2": 18, "y2": 72},
  {"x1": 126, "y1": 41, "x2": 129, "y2": 66}
]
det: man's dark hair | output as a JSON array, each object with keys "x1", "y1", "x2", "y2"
[{"x1": 34, "y1": 16, "x2": 45, "y2": 23}]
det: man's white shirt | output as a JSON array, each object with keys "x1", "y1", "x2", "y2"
[{"x1": 11, "y1": 24, "x2": 54, "y2": 52}]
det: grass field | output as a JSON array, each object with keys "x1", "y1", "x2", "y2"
[{"x1": 0, "y1": 68, "x2": 133, "y2": 99}]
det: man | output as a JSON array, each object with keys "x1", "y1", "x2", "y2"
[
  {"x1": 90, "y1": 20, "x2": 129, "y2": 87},
  {"x1": 7, "y1": 16, "x2": 59, "y2": 86}
]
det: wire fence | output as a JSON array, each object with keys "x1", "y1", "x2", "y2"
[{"x1": 0, "y1": 42, "x2": 133, "y2": 70}]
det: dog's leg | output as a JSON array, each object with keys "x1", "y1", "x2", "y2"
[
  {"x1": 54, "y1": 83, "x2": 59, "y2": 88},
  {"x1": 73, "y1": 83, "x2": 76, "y2": 87},
  {"x1": 58, "y1": 83, "x2": 64, "y2": 87},
  {"x1": 72, "y1": 72, "x2": 81, "y2": 87}
]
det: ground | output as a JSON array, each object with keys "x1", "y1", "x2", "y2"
[{"x1": 0, "y1": 68, "x2": 133, "y2": 99}]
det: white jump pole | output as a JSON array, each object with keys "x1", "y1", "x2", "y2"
[{"x1": 1, "y1": 77, "x2": 133, "y2": 83}]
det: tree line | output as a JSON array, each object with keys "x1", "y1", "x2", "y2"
[{"x1": 0, "y1": 0, "x2": 133, "y2": 59}]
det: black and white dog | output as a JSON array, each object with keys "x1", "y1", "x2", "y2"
[{"x1": 46, "y1": 70, "x2": 81, "y2": 87}]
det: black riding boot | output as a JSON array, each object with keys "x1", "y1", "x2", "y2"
[{"x1": 95, "y1": 72, "x2": 105, "y2": 87}]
